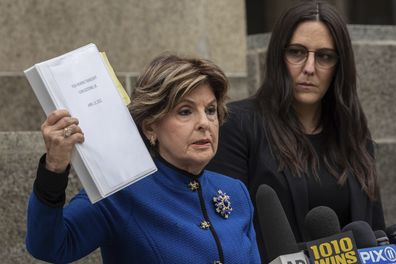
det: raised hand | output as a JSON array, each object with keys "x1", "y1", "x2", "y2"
[{"x1": 41, "y1": 110, "x2": 84, "y2": 173}]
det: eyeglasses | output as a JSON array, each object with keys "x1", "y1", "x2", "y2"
[{"x1": 284, "y1": 44, "x2": 338, "y2": 69}]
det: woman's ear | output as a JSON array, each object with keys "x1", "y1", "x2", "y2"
[{"x1": 142, "y1": 120, "x2": 157, "y2": 146}]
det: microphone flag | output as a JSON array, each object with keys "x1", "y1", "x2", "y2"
[
  {"x1": 358, "y1": 244, "x2": 396, "y2": 264},
  {"x1": 306, "y1": 231, "x2": 361, "y2": 264}
]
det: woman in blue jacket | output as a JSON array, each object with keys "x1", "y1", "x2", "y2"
[{"x1": 26, "y1": 54, "x2": 260, "y2": 264}]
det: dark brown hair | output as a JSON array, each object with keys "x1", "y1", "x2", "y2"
[{"x1": 255, "y1": 1, "x2": 378, "y2": 199}]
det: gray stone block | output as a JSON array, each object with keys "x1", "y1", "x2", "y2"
[
  {"x1": 247, "y1": 49, "x2": 266, "y2": 94},
  {"x1": 0, "y1": 75, "x2": 45, "y2": 131},
  {"x1": 354, "y1": 41, "x2": 396, "y2": 140},
  {"x1": 375, "y1": 139, "x2": 396, "y2": 225},
  {"x1": 227, "y1": 76, "x2": 249, "y2": 102},
  {"x1": 247, "y1": 33, "x2": 271, "y2": 50},
  {"x1": 348, "y1": 25, "x2": 396, "y2": 41},
  {"x1": 0, "y1": 132, "x2": 100, "y2": 263},
  {"x1": 0, "y1": 0, "x2": 246, "y2": 75}
]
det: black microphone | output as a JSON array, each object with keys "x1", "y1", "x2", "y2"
[
  {"x1": 341, "y1": 221, "x2": 377, "y2": 249},
  {"x1": 304, "y1": 206, "x2": 341, "y2": 241},
  {"x1": 302, "y1": 208, "x2": 360, "y2": 263},
  {"x1": 256, "y1": 184, "x2": 299, "y2": 262},
  {"x1": 386, "y1": 224, "x2": 396, "y2": 244},
  {"x1": 342, "y1": 222, "x2": 396, "y2": 263},
  {"x1": 374, "y1": 230, "x2": 390, "y2": 246}
]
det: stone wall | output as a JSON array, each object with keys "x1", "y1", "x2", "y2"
[{"x1": 0, "y1": 0, "x2": 246, "y2": 74}]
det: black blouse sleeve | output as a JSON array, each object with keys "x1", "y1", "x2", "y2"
[{"x1": 33, "y1": 154, "x2": 70, "y2": 208}]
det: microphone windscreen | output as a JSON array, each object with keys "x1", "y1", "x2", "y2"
[
  {"x1": 374, "y1": 230, "x2": 389, "y2": 246},
  {"x1": 342, "y1": 221, "x2": 377, "y2": 248},
  {"x1": 304, "y1": 206, "x2": 341, "y2": 241},
  {"x1": 385, "y1": 224, "x2": 396, "y2": 244},
  {"x1": 256, "y1": 184, "x2": 298, "y2": 261}
]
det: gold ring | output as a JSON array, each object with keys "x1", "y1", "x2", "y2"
[{"x1": 63, "y1": 127, "x2": 72, "y2": 138}]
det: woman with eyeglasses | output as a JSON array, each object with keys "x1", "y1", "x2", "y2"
[{"x1": 208, "y1": 1, "x2": 385, "y2": 261}]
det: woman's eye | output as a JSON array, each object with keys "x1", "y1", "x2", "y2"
[
  {"x1": 206, "y1": 106, "x2": 217, "y2": 115},
  {"x1": 286, "y1": 47, "x2": 307, "y2": 60},
  {"x1": 317, "y1": 50, "x2": 337, "y2": 61},
  {"x1": 317, "y1": 53, "x2": 330, "y2": 60},
  {"x1": 178, "y1": 108, "x2": 192, "y2": 116},
  {"x1": 292, "y1": 49, "x2": 304, "y2": 55}
]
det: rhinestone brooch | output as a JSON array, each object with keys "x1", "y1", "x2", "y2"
[{"x1": 213, "y1": 190, "x2": 232, "y2": 219}]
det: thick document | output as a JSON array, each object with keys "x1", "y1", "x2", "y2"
[{"x1": 24, "y1": 43, "x2": 157, "y2": 203}]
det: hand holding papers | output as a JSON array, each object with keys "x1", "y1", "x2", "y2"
[{"x1": 25, "y1": 44, "x2": 157, "y2": 203}]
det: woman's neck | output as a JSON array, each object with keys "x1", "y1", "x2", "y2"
[
  {"x1": 156, "y1": 154, "x2": 204, "y2": 177},
  {"x1": 293, "y1": 103, "x2": 322, "y2": 135}
]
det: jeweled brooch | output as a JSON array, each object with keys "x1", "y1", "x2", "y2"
[{"x1": 213, "y1": 190, "x2": 232, "y2": 219}]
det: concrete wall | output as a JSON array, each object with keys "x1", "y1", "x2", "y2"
[{"x1": 0, "y1": 0, "x2": 246, "y2": 74}]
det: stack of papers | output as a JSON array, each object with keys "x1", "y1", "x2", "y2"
[{"x1": 25, "y1": 43, "x2": 157, "y2": 203}]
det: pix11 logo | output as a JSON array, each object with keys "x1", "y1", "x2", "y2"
[
  {"x1": 358, "y1": 244, "x2": 396, "y2": 264},
  {"x1": 306, "y1": 231, "x2": 361, "y2": 264}
]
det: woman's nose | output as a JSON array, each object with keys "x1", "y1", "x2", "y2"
[
  {"x1": 302, "y1": 52, "x2": 316, "y2": 75},
  {"x1": 196, "y1": 111, "x2": 210, "y2": 131}
]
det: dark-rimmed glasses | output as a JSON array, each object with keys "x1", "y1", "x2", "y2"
[{"x1": 284, "y1": 44, "x2": 338, "y2": 69}]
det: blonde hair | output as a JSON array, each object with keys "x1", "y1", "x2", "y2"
[{"x1": 129, "y1": 54, "x2": 229, "y2": 131}]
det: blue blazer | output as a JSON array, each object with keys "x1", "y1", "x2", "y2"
[{"x1": 26, "y1": 158, "x2": 260, "y2": 264}]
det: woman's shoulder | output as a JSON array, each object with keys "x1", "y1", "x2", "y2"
[
  {"x1": 205, "y1": 170, "x2": 245, "y2": 189},
  {"x1": 205, "y1": 170, "x2": 252, "y2": 204},
  {"x1": 222, "y1": 97, "x2": 266, "y2": 135},
  {"x1": 227, "y1": 97, "x2": 258, "y2": 115}
]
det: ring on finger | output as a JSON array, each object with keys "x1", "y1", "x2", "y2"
[{"x1": 63, "y1": 127, "x2": 72, "y2": 138}]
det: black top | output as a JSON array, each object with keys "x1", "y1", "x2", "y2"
[
  {"x1": 207, "y1": 98, "x2": 385, "y2": 262},
  {"x1": 305, "y1": 133, "x2": 350, "y2": 228}
]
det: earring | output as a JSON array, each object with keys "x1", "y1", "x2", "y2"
[{"x1": 149, "y1": 135, "x2": 156, "y2": 146}]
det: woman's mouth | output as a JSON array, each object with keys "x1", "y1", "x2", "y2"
[{"x1": 193, "y1": 139, "x2": 210, "y2": 145}]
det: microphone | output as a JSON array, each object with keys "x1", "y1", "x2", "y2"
[
  {"x1": 343, "y1": 221, "x2": 396, "y2": 263},
  {"x1": 302, "y1": 210, "x2": 361, "y2": 263},
  {"x1": 374, "y1": 230, "x2": 390, "y2": 246},
  {"x1": 304, "y1": 206, "x2": 341, "y2": 241},
  {"x1": 342, "y1": 221, "x2": 377, "y2": 249},
  {"x1": 386, "y1": 225, "x2": 396, "y2": 244},
  {"x1": 256, "y1": 184, "x2": 300, "y2": 262}
]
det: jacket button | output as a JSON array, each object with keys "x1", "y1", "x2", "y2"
[
  {"x1": 188, "y1": 180, "x2": 200, "y2": 191},
  {"x1": 199, "y1": 220, "x2": 210, "y2": 230}
]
